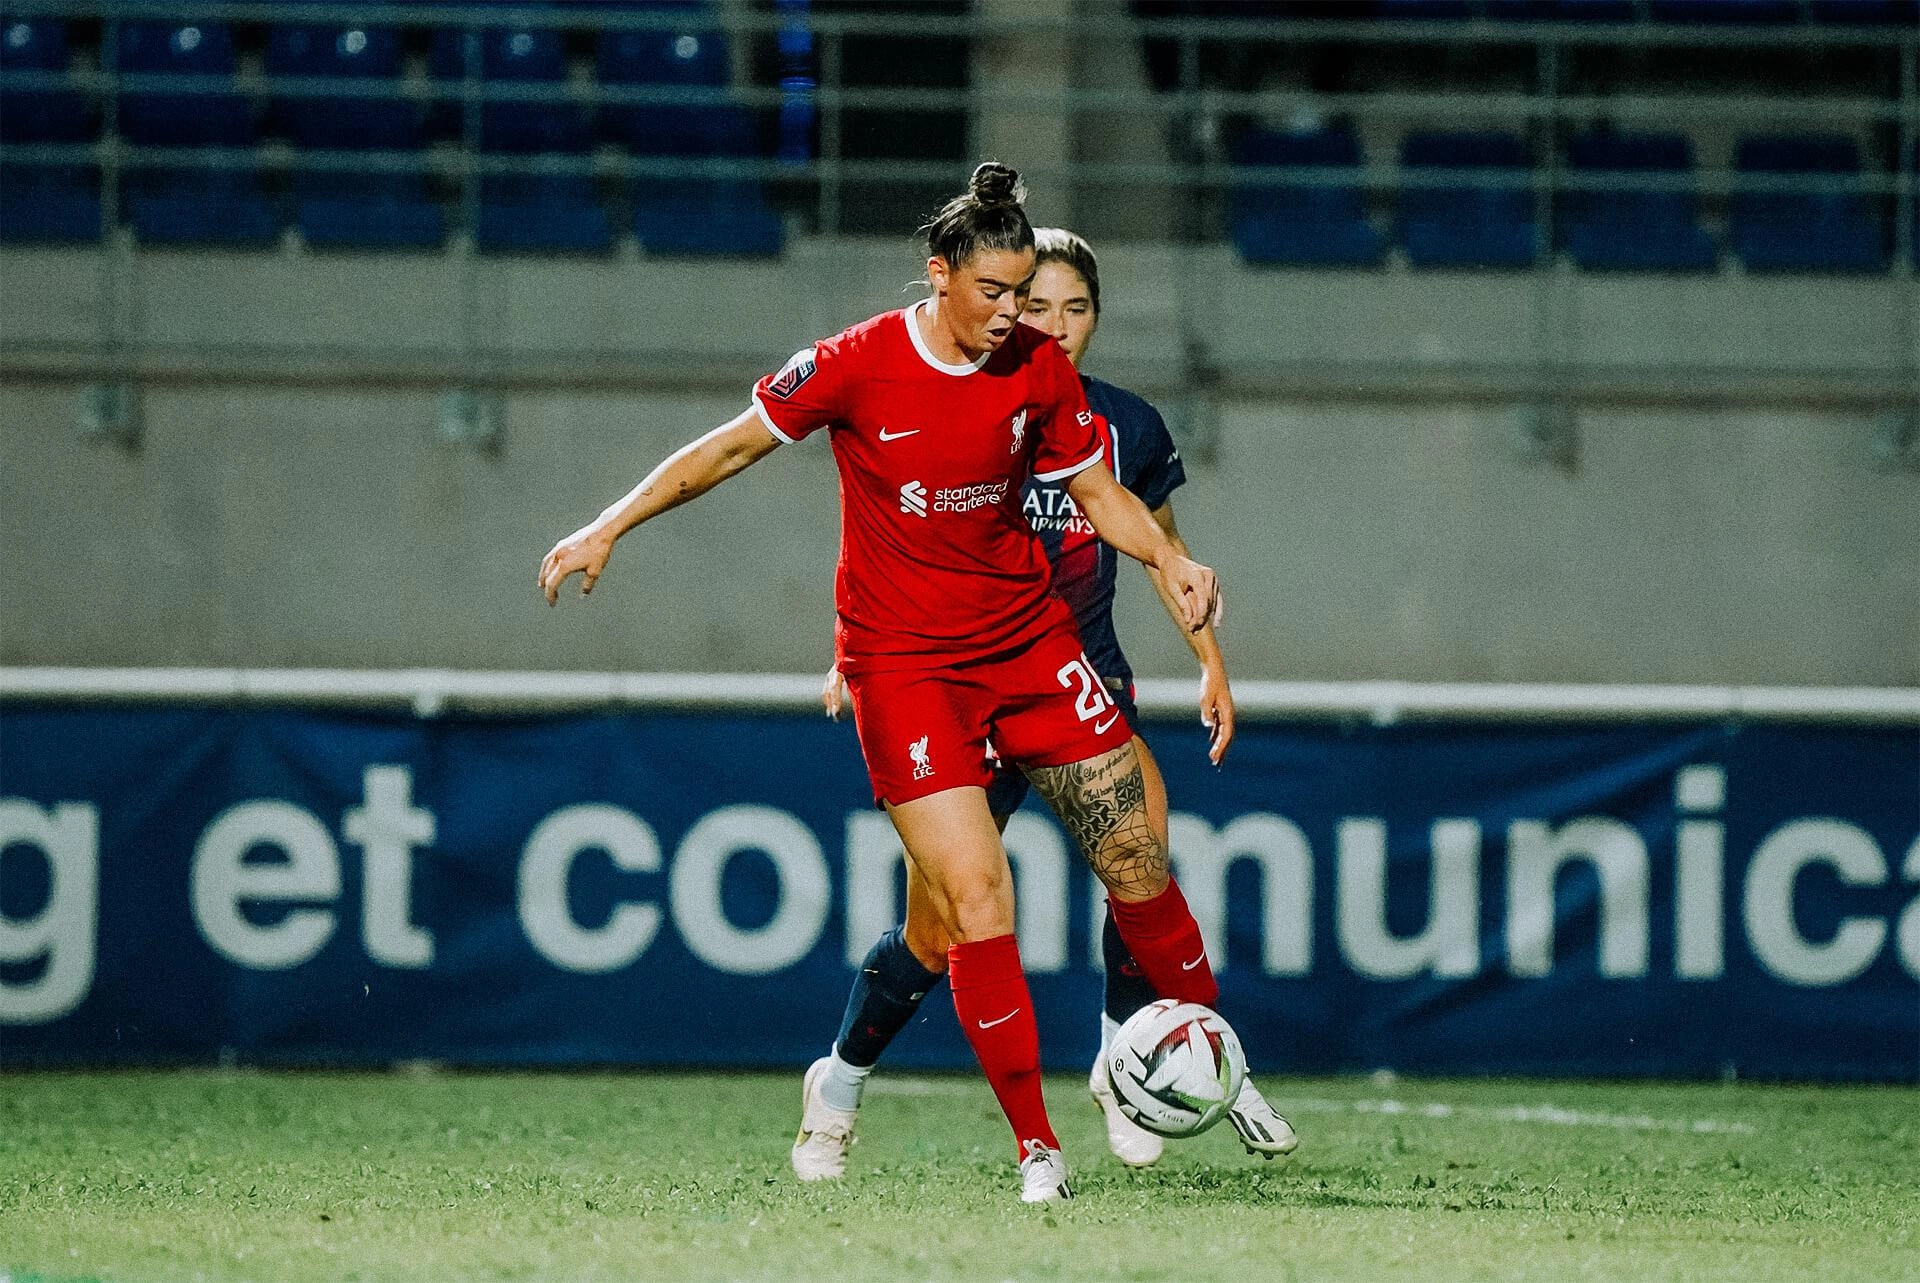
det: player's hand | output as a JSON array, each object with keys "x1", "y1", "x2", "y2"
[
  {"x1": 1161, "y1": 554, "x2": 1221, "y2": 633},
  {"x1": 538, "y1": 526, "x2": 615, "y2": 605},
  {"x1": 1200, "y1": 663, "x2": 1236, "y2": 765},
  {"x1": 822, "y1": 666, "x2": 850, "y2": 721}
]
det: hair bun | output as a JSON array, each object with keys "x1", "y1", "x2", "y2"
[{"x1": 968, "y1": 162, "x2": 1025, "y2": 208}]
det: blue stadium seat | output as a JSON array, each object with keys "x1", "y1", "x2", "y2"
[
  {"x1": 597, "y1": 16, "x2": 736, "y2": 156},
  {"x1": 1730, "y1": 135, "x2": 1888, "y2": 273},
  {"x1": 1540, "y1": 0, "x2": 1638, "y2": 19},
  {"x1": 476, "y1": 175, "x2": 614, "y2": 252},
  {"x1": 632, "y1": 182, "x2": 782, "y2": 256},
  {"x1": 266, "y1": 15, "x2": 405, "y2": 80},
  {"x1": 595, "y1": 6, "x2": 781, "y2": 255},
  {"x1": 126, "y1": 172, "x2": 280, "y2": 247},
  {"x1": 1399, "y1": 131, "x2": 1538, "y2": 269},
  {"x1": 1811, "y1": 0, "x2": 1918, "y2": 22},
  {"x1": 0, "y1": 166, "x2": 101, "y2": 243},
  {"x1": 421, "y1": 16, "x2": 610, "y2": 252},
  {"x1": 114, "y1": 19, "x2": 253, "y2": 147},
  {"x1": 266, "y1": 12, "x2": 440, "y2": 248},
  {"x1": 1649, "y1": 0, "x2": 1798, "y2": 22},
  {"x1": 1, "y1": 17, "x2": 93, "y2": 145},
  {"x1": 1377, "y1": 0, "x2": 1474, "y2": 17},
  {"x1": 1228, "y1": 128, "x2": 1386, "y2": 268},
  {"x1": 1562, "y1": 131, "x2": 1715, "y2": 271},
  {"x1": 111, "y1": 20, "x2": 279, "y2": 247},
  {"x1": 0, "y1": 18, "x2": 102, "y2": 242},
  {"x1": 114, "y1": 19, "x2": 235, "y2": 74}
]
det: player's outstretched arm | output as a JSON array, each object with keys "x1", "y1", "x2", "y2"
[
  {"x1": 538, "y1": 410, "x2": 781, "y2": 604},
  {"x1": 1066, "y1": 462, "x2": 1220, "y2": 632},
  {"x1": 1141, "y1": 501, "x2": 1236, "y2": 764}
]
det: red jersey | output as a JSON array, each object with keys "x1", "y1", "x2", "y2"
[{"x1": 752, "y1": 300, "x2": 1104, "y2": 673}]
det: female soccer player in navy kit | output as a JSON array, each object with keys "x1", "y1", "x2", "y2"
[
  {"x1": 800, "y1": 229, "x2": 1298, "y2": 1179},
  {"x1": 541, "y1": 164, "x2": 1226, "y2": 1204}
]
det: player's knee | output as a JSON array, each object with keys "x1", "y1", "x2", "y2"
[
  {"x1": 944, "y1": 880, "x2": 1014, "y2": 942},
  {"x1": 1099, "y1": 833, "x2": 1170, "y2": 902},
  {"x1": 902, "y1": 918, "x2": 953, "y2": 972}
]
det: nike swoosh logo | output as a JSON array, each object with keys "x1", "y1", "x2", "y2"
[
  {"x1": 977, "y1": 1010, "x2": 1020, "y2": 1030},
  {"x1": 878, "y1": 427, "x2": 919, "y2": 441},
  {"x1": 1181, "y1": 953, "x2": 1207, "y2": 971},
  {"x1": 1094, "y1": 713, "x2": 1120, "y2": 735}
]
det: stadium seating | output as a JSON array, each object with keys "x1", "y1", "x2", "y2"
[
  {"x1": 1227, "y1": 128, "x2": 1386, "y2": 267},
  {"x1": 431, "y1": 21, "x2": 611, "y2": 253},
  {"x1": 597, "y1": 16, "x2": 785, "y2": 256},
  {"x1": 1376, "y1": 0, "x2": 1474, "y2": 18},
  {"x1": 1812, "y1": 0, "x2": 1918, "y2": 23},
  {"x1": 0, "y1": 16, "x2": 101, "y2": 243},
  {"x1": 1730, "y1": 135, "x2": 1888, "y2": 273},
  {"x1": 113, "y1": 20, "x2": 279, "y2": 247},
  {"x1": 1399, "y1": 131, "x2": 1538, "y2": 268},
  {"x1": 266, "y1": 11, "x2": 443, "y2": 249},
  {"x1": 1648, "y1": 0, "x2": 1798, "y2": 23},
  {"x1": 1562, "y1": 131, "x2": 1715, "y2": 271}
]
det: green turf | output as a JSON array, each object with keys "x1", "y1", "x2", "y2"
[{"x1": 1, "y1": 1069, "x2": 1915, "y2": 1283}]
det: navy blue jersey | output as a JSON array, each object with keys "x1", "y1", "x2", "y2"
[{"x1": 1020, "y1": 374, "x2": 1186, "y2": 694}]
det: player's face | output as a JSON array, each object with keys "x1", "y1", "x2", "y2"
[
  {"x1": 1022, "y1": 261, "x2": 1097, "y2": 368},
  {"x1": 928, "y1": 247, "x2": 1037, "y2": 356}
]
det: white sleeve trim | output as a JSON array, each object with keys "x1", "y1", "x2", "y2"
[
  {"x1": 751, "y1": 394, "x2": 801, "y2": 445},
  {"x1": 1033, "y1": 445, "x2": 1106, "y2": 484}
]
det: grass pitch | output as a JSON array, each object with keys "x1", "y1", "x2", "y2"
[{"x1": 1, "y1": 1069, "x2": 1915, "y2": 1283}]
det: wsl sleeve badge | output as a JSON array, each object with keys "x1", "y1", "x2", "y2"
[{"x1": 766, "y1": 347, "x2": 818, "y2": 400}]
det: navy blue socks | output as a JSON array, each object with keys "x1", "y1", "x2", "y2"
[{"x1": 834, "y1": 925, "x2": 945, "y2": 1069}]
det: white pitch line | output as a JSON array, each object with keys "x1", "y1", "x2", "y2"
[
  {"x1": 865, "y1": 1077, "x2": 979, "y2": 1098},
  {"x1": 1283, "y1": 1096, "x2": 1756, "y2": 1135},
  {"x1": 866, "y1": 1081, "x2": 1755, "y2": 1134}
]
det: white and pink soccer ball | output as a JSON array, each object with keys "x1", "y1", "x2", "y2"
[{"x1": 1105, "y1": 999, "x2": 1248, "y2": 1139}]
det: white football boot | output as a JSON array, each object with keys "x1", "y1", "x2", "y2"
[
  {"x1": 1089, "y1": 1053, "x2": 1164, "y2": 1168},
  {"x1": 1018, "y1": 1139, "x2": 1075, "y2": 1204},
  {"x1": 790, "y1": 1056, "x2": 858, "y2": 1181},
  {"x1": 1226, "y1": 1075, "x2": 1299, "y2": 1159}
]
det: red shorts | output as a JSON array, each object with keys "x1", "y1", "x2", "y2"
[{"x1": 845, "y1": 622, "x2": 1134, "y2": 806}]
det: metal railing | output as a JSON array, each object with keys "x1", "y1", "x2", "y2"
[
  {"x1": 1, "y1": 2, "x2": 1917, "y2": 411},
  {"x1": 5, "y1": 666, "x2": 1918, "y2": 724}
]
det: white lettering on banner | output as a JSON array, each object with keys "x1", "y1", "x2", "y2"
[
  {"x1": 1675, "y1": 766, "x2": 1727, "y2": 980},
  {"x1": 1001, "y1": 813, "x2": 1069, "y2": 972},
  {"x1": 1743, "y1": 819, "x2": 1888, "y2": 987},
  {"x1": 191, "y1": 802, "x2": 341, "y2": 969},
  {"x1": 671, "y1": 805, "x2": 829, "y2": 975},
  {"x1": 343, "y1": 766, "x2": 435, "y2": 969},
  {"x1": 1336, "y1": 818, "x2": 1481, "y2": 980},
  {"x1": 518, "y1": 804, "x2": 662, "y2": 973},
  {"x1": 1166, "y1": 813, "x2": 1313, "y2": 976},
  {"x1": 843, "y1": 810, "x2": 1069, "y2": 972},
  {"x1": 1507, "y1": 819, "x2": 1650, "y2": 979},
  {"x1": 843, "y1": 811, "x2": 904, "y2": 966},
  {"x1": 0, "y1": 800, "x2": 98, "y2": 1023},
  {"x1": 1898, "y1": 835, "x2": 1920, "y2": 979}
]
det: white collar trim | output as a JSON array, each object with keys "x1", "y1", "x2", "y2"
[{"x1": 906, "y1": 298, "x2": 991, "y2": 376}]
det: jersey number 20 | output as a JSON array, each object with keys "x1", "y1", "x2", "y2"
[{"x1": 1055, "y1": 654, "x2": 1116, "y2": 723}]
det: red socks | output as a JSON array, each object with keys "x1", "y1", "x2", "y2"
[
  {"x1": 947, "y1": 934, "x2": 1058, "y2": 1155},
  {"x1": 1105, "y1": 878, "x2": 1219, "y2": 1008}
]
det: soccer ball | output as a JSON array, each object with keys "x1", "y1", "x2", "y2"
[{"x1": 1105, "y1": 999, "x2": 1247, "y2": 1138}]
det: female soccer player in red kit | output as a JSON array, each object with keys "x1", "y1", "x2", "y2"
[
  {"x1": 540, "y1": 163, "x2": 1221, "y2": 1204},
  {"x1": 801, "y1": 228, "x2": 1298, "y2": 1179}
]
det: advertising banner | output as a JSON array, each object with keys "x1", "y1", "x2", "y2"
[{"x1": 2, "y1": 704, "x2": 1915, "y2": 1079}]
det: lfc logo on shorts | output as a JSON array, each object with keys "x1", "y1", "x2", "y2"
[{"x1": 908, "y1": 735, "x2": 934, "y2": 780}]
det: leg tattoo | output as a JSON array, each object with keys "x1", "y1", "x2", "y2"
[{"x1": 1025, "y1": 747, "x2": 1167, "y2": 899}]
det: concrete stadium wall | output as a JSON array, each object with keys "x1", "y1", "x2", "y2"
[{"x1": 3, "y1": 239, "x2": 1917, "y2": 684}]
